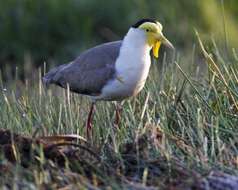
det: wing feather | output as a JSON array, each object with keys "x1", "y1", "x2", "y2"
[{"x1": 43, "y1": 41, "x2": 122, "y2": 95}]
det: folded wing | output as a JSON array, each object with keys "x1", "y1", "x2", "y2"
[{"x1": 42, "y1": 41, "x2": 122, "y2": 96}]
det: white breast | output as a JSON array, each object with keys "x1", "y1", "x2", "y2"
[{"x1": 95, "y1": 28, "x2": 152, "y2": 101}]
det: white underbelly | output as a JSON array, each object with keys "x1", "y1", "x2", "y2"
[
  {"x1": 96, "y1": 60, "x2": 151, "y2": 101},
  {"x1": 92, "y1": 32, "x2": 152, "y2": 101}
]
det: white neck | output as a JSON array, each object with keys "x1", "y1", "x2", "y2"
[
  {"x1": 114, "y1": 28, "x2": 152, "y2": 95},
  {"x1": 97, "y1": 28, "x2": 153, "y2": 100},
  {"x1": 116, "y1": 28, "x2": 152, "y2": 70},
  {"x1": 121, "y1": 28, "x2": 152, "y2": 53}
]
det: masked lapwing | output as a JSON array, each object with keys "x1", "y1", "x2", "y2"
[{"x1": 43, "y1": 18, "x2": 174, "y2": 136}]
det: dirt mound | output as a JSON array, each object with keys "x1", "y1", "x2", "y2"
[{"x1": 0, "y1": 129, "x2": 237, "y2": 190}]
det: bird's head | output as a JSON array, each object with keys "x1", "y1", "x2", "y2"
[{"x1": 132, "y1": 18, "x2": 174, "y2": 58}]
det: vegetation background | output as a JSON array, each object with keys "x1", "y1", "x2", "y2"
[
  {"x1": 0, "y1": 0, "x2": 237, "y2": 189},
  {"x1": 0, "y1": 0, "x2": 238, "y2": 79}
]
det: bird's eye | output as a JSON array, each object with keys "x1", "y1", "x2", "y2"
[{"x1": 146, "y1": 29, "x2": 149, "y2": 32}]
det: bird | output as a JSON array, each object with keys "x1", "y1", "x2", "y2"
[{"x1": 42, "y1": 18, "x2": 174, "y2": 136}]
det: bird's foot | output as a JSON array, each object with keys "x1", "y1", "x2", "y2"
[
  {"x1": 86, "y1": 102, "x2": 95, "y2": 140},
  {"x1": 86, "y1": 122, "x2": 93, "y2": 139},
  {"x1": 114, "y1": 104, "x2": 123, "y2": 128}
]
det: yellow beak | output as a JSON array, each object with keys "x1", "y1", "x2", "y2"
[{"x1": 152, "y1": 34, "x2": 174, "y2": 58}]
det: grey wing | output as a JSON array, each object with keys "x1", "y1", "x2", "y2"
[{"x1": 42, "y1": 41, "x2": 122, "y2": 96}]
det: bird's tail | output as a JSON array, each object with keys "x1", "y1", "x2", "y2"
[
  {"x1": 42, "y1": 68, "x2": 57, "y2": 87},
  {"x1": 42, "y1": 64, "x2": 66, "y2": 87}
]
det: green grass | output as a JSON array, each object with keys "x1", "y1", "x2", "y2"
[{"x1": 0, "y1": 37, "x2": 237, "y2": 189}]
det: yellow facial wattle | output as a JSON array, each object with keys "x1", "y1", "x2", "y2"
[
  {"x1": 153, "y1": 41, "x2": 161, "y2": 58},
  {"x1": 138, "y1": 21, "x2": 174, "y2": 59},
  {"x1": 147, "y1": 33, "x2": 161, "y2": 58}
]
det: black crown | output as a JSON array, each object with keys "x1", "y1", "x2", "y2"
[{"x1": 132, "y1": 18, "x2": 157, "y2": 28}]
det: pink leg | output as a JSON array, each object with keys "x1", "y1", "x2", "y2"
[
  {"x1": 86, "y1": 102, "x2": 95, "y2": 137},
  {"x1": 114, "y1": 103, "x2": 122, "y2": 127}
]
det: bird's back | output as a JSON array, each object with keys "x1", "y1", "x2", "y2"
[{"x1": 42, "y1": 41, "x2": 122, "y2": 96}]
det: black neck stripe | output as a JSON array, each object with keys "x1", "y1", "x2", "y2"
[{"x1": 132, "y1": 18, "x2": 157, "y2": 28}]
